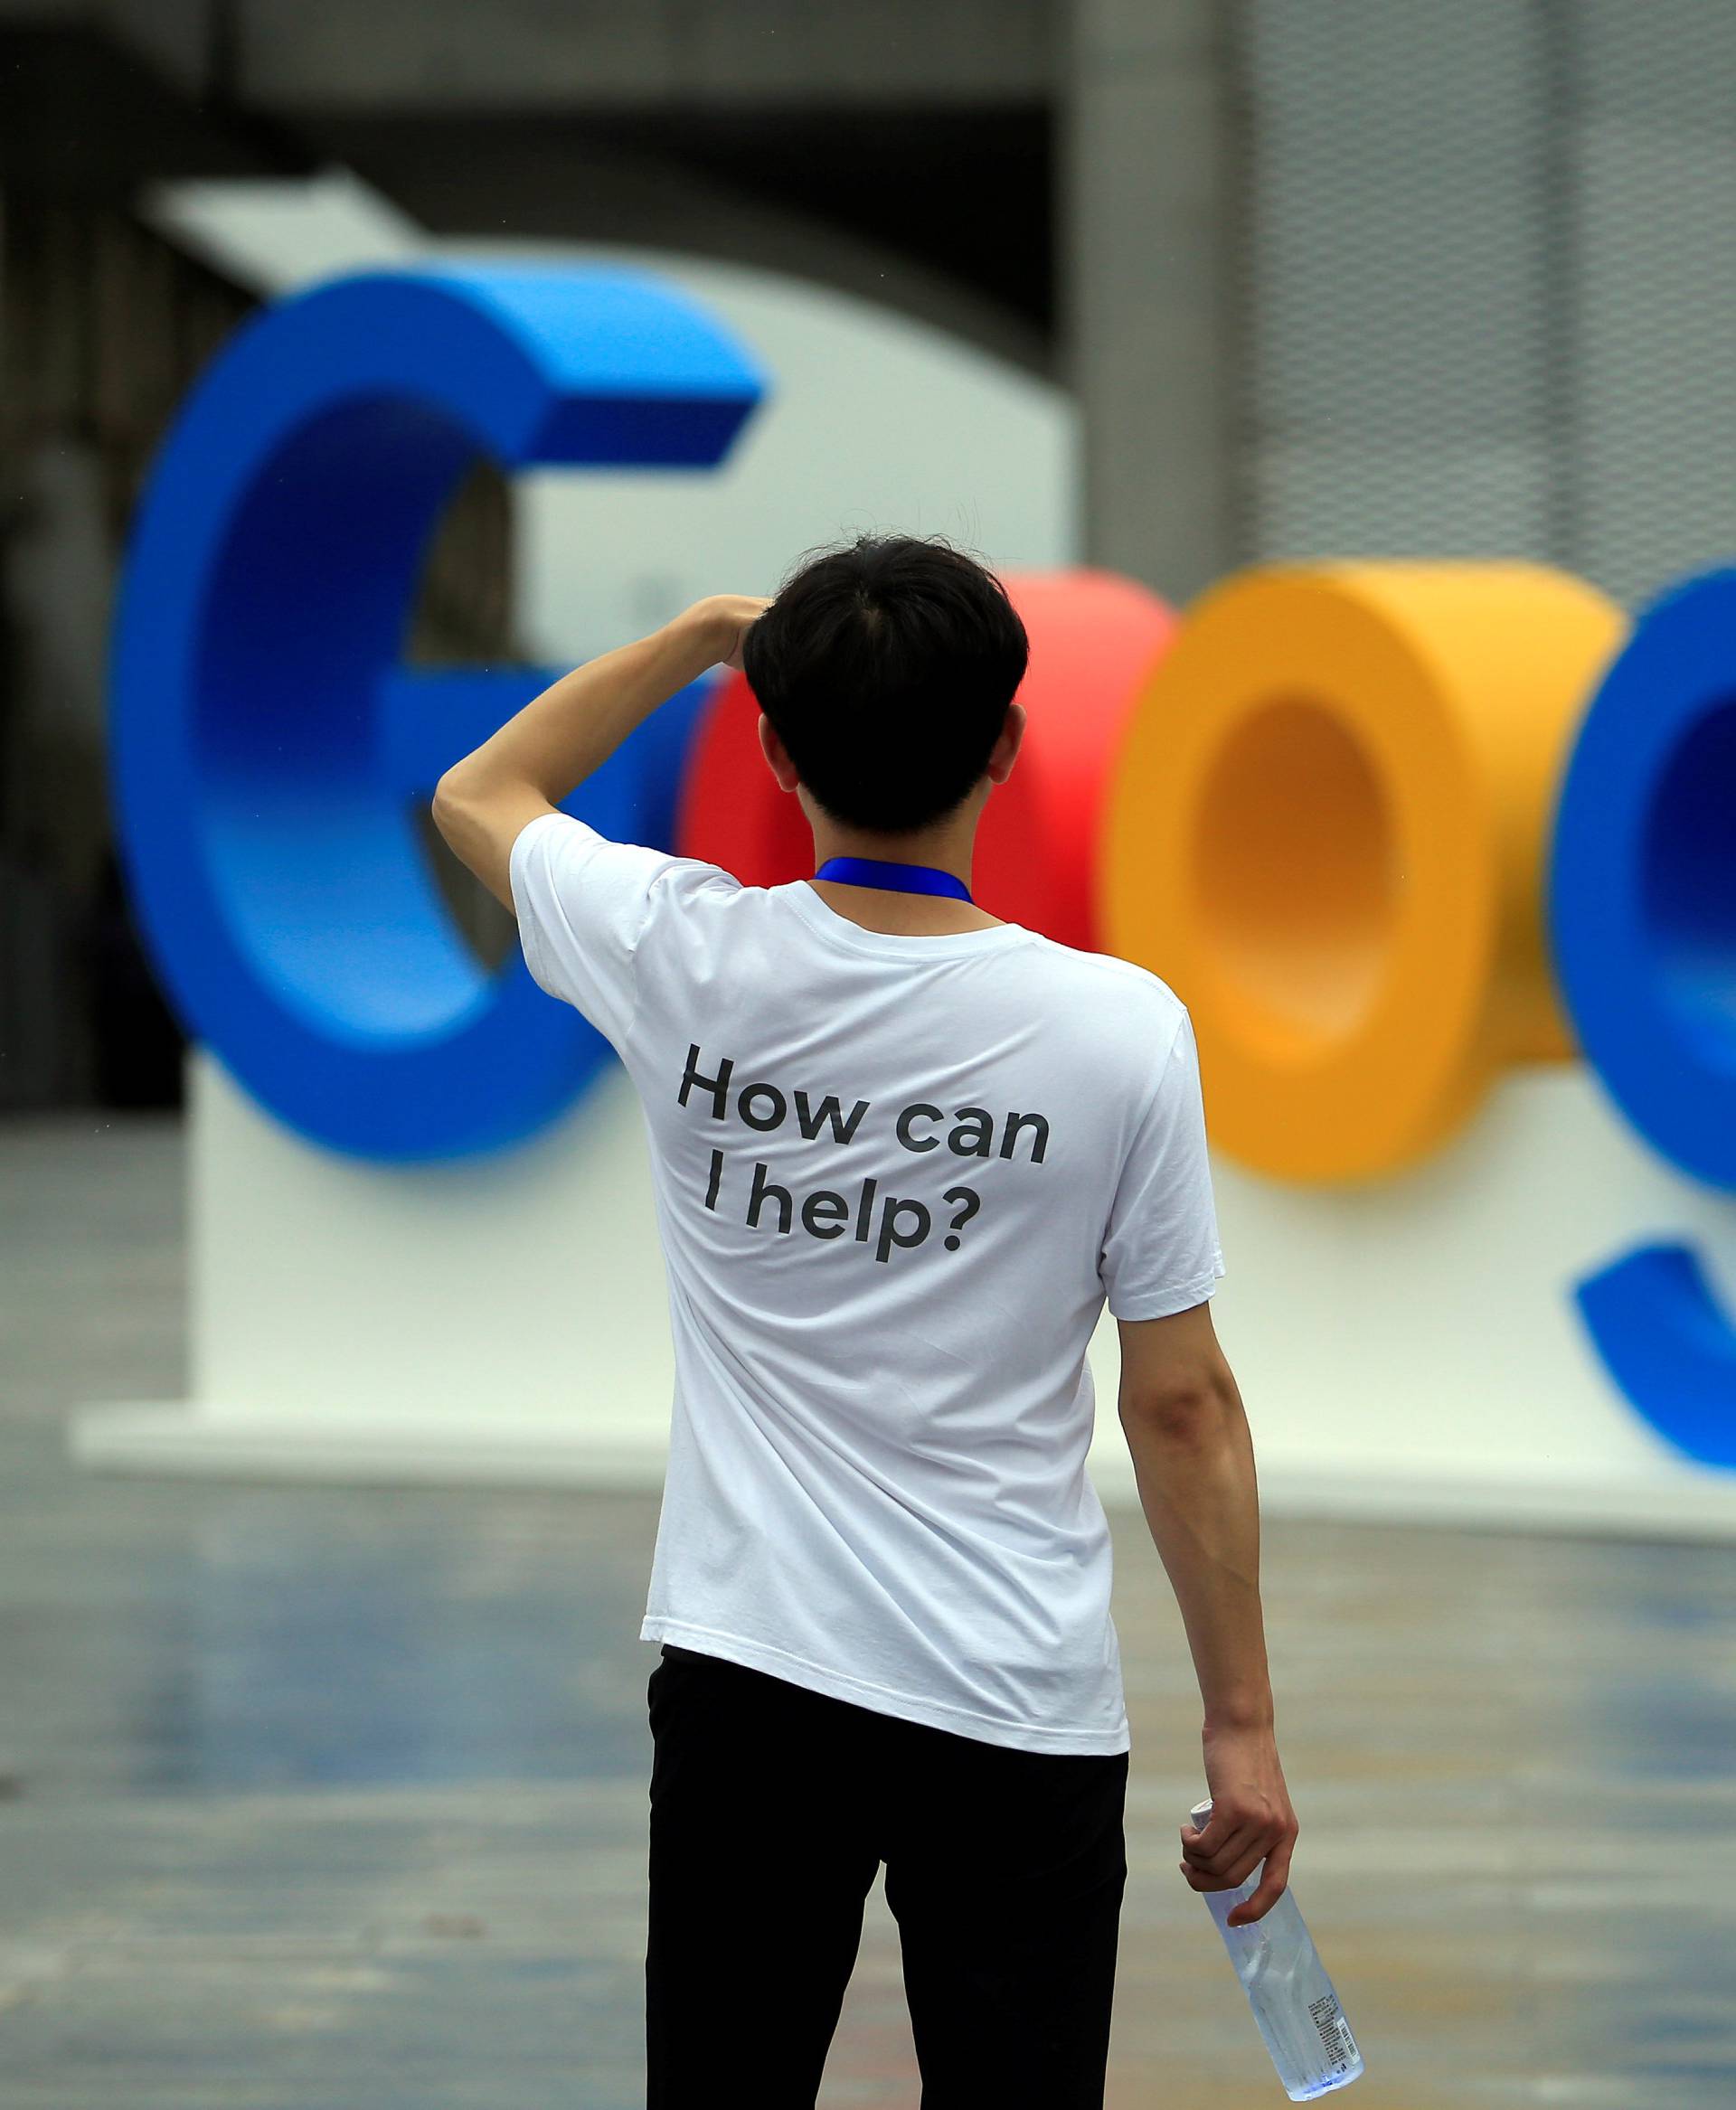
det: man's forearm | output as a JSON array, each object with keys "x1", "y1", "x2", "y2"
[{"x1": 1120, "y1": 1385, "x2": 1274, "y2": 1730}]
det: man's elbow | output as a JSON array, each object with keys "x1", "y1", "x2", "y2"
[
  {"x1": 430, "y1": 773, "x2": 505, "y2": 867},
  {"x1": 429, "y1": 777, "x2": 495, "y2": 891},
  {"x1": 1118, "y1": 1360, "x2": 1240, "y2": 1442},
  {"x1": 430, "y1": 771, "x2": 477, "y2": 840}
]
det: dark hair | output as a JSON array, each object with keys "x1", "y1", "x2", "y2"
[{"x1": 741, "y1": 532, "x2": 1029, "y2": 835}]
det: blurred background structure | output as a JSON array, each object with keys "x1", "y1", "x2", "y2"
[
  {"x1": 4, "y1": 5, "x2": 1736, "y2": 2105},
  {"x1": 10, "y1": 0, "x2": 1736, "y2": 1110}
]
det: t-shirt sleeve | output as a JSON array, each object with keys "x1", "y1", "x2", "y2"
[
  {"x1": 507, "y1": 809, "x2": 729, "y2": 1054},
  {"x1": 1098, "y1": 1007, "x2": 1227, "y2": 1321}
]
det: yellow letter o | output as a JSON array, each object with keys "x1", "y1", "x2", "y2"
[{"x1": 1099, "y1": 564, "x2": 1624, "y2": 1182}]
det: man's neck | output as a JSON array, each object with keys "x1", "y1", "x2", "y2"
[{"x1": 805, "y1": 820, "x2": 1004, "y2": 935}]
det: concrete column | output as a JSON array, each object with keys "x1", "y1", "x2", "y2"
[{"x1": 1061, "y1": 0, "x2": 1236, "y2": 602}]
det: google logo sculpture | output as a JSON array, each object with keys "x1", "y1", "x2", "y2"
[{"x1": 105, "y1": 263, "x2": 1736, "y2": 1492}]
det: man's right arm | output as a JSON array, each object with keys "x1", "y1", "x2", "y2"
[{"x1": 1117, "y1": 1298, "x2": 1300, "y2": 1926}]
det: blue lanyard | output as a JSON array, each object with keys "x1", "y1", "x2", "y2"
[{"x1": 813, "y1": 855, "x2": 974, "y2": 902}]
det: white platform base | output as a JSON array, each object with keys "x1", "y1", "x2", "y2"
[
  {"x1": 69, "y1": 1399, "x2": 1736, "y2": 1543},
  {"x1": 67, "y1": 1404, "x2": 671, "y2": 1491},
  {"x1": 68, "y1": 1048, "x2": 1736, "y2": 1545}
]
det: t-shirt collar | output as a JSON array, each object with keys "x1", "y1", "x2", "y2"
[{"x1": 780, "y1": 878, "x2": 1031, "y2": 959}]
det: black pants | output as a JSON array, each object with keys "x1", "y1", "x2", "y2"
[{"x1": 646, "y1": 1642, "x2": 1129, "y2": 2109}]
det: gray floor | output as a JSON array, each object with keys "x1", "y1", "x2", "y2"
[{"x1": 3, "y1": 1111, "x2": 1734, "y2": 2107}]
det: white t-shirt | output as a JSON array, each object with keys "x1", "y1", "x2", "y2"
[{"x1": 510, "y1": 809, "x2": 1225, "y2": 1755}]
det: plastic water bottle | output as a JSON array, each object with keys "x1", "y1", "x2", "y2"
[{"x1": 1189, "y1": 1795, "x2": 1364, "y2": 2100}]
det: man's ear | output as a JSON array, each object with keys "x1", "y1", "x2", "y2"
[
  {"x1": 758, "y1": 712, "x2": 802, "y2": 794},
  {"x1": 986, "y1": 702, "x2": 1026, "y2": 787}
]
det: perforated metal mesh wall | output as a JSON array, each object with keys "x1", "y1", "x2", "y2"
[{"x1": 1234, "y1": 1, "x2": 1736, "y2": 608}]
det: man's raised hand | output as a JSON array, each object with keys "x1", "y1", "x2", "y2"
[{"x1": 683, "y1": 595, "x2": 773, "y2": 673}]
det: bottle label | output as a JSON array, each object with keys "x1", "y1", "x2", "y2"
[{"x1": 1308, "y1": 1992, "x2": 1359, "y2": 2073}]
